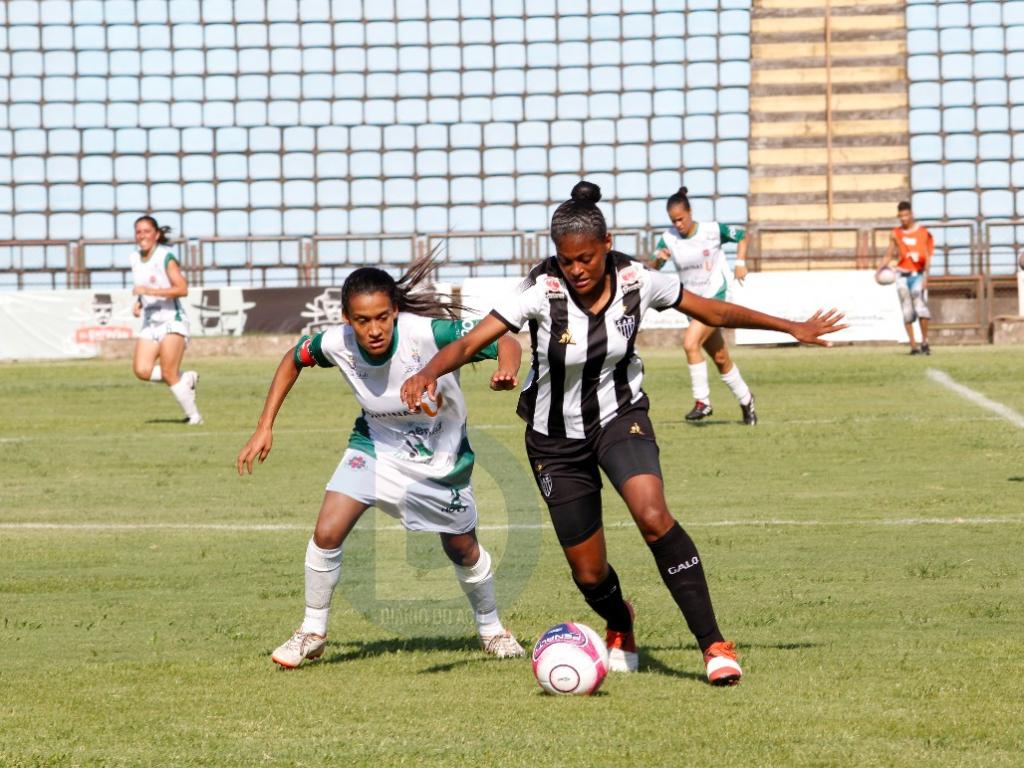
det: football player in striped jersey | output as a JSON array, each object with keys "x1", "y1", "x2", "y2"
[{"x1": 402, "y1": 181, "x2": 845, "y2": 685}]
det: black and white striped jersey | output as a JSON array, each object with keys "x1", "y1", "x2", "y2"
[{"x1": 490, "y1": 251, "x2": 683, "y2": 439}]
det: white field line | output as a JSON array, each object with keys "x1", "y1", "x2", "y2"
[
  {"x1": 926, "y1": 368, "x2": 1024, "y2": 429},
  {"x1": 0, "y1": 414, "x2": 1009, "y2": 444},
  {"x1": 2, "y1": 517, "x2": 1022, "y2": 533}
]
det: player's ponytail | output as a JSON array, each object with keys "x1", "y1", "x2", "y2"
[
  {"x1": 666, "y1": 186, "x2": 691, "y2": 212},
  {"x1": 341, "y1": 253, "x2": 470, "y2": 321},
  {"x1": 550, "y1": 180, "x2": 608, "y2": 244},
  {"x1": 134, "y1": 215, "x2": 172, "y2": 245}
]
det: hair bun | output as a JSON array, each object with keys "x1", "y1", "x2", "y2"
[
  {"x1": 570, "y1": 180, "x2": 602, "y2": 204},
  {"x1": 677, "y1": 186, "x2": 689, "y2": 196}
]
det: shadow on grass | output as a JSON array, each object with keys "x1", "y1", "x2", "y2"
[
  {"x1": 639, "y1": 640, "x2": 820, "y2": 681},
  {"x1": 1009, "y1": 476, "x2": 1024, "y2": 483},
  {"x1": 144, "y1": 417, "x2": 189, "y2": 424},
  {"x1": 317, "y1": 635, "x2": 481, "y2": 669}
]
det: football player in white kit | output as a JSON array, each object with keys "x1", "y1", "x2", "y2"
[
  {"x1": 129, "y1": 216, "x2": 202, "y2": 425},
  {"x1": 650, "y1": 187, "x2": 757, "y2": 425},
  {"x1": 237, "y1": 258, "x2": 526, "y2": 668}
]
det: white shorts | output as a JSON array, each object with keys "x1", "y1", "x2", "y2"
[
  {"x1": 326, "y1": 449, "x2": 479, "y2": 534},
  {"x1": 139, "y1": 318, "x2": 190, "y2": 344}
]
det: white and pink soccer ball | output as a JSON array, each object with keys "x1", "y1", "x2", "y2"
[{"x1": 531, "y1": 622, "x2": 609, "y2": 695}]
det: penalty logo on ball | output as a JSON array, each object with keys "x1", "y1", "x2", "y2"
[{"x1": 531, "y1": 622, "x2": 609, "y2": 696}]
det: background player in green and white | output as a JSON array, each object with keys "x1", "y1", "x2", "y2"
[
  {"x1": 129, "y1": 215, "x2": 202, "y2": 425},
  {"x1": 237, "y1": 259, "x2": 526, "y2": 668},
  {"x1": 649, "y1": 186, "x2": 758, "y2": 425}
]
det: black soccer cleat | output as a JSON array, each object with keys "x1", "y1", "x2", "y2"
[
  {"x1": 685, "y1": 400, "x2": 713, "y2": 422},
  {"x1": 921, "y1": 342, "x2": 931, "y2": 356},
  {"x1": 740, "y1": 394, "x2": 758, "y2": 426},
  {"x1": 909, "y1": 346, "x2": 922, "y2": 356}
]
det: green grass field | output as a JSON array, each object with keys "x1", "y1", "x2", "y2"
[{"x1": 2, "y1": 345, "x2": 1023, "y2": 767}]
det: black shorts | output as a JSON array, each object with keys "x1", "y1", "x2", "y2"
[{"x1": 524, "y1": 402, "x2": 662, "y2": 511}]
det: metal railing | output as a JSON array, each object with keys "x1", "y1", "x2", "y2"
[{"x1": 1, "y1": 221, "x2": 1020, "y2": 291}]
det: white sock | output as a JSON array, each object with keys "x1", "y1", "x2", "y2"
[
  {"x1": 721, "y1": 364, "x2": 752, "y2": 406},
  {"x1": 167, "y1": 380, "x2": 197, "y2": 421},
  {"x1": 169, "y1": 379, "x2": 199, "y2": 419},
  {"x1": 688, "y1": 361, "x2": 710, "y2": 402},
  {"x1": 149, "y1": 365, "x2": 162, "y2": 382},
  {"x1": 453, "y1": 546, "x2": 503, "y2": 637},
  {"x1": 301, "y1": 539, "x2": 343, "y2": 637}
]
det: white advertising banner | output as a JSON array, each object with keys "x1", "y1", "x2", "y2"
[
  {"x1": 0, "y1": 287, "x2": 261, "y2": 360},
  {"x1": 732, "y1": 270, "x2": 908, "y2": 345},
  {"x1": 0, "y1": 289, "x2": 138, "y2": 360}
]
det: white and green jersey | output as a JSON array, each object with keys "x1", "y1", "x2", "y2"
[
  {"x1": 657, "y1": 222, "x2": 746, "y2": 299},
  {"x1": 294, "y1": 312, "x2": 498, "y2": 489},
  {"x1": 130, "y1": 245, "x2": 185, "y2": 325}
]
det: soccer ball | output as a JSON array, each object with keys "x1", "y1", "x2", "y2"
[
  {"x1": 531, "y1": 622, "x2": 609, "y2": 695},
  {"x1": 875, "y1": 266, "x2": 897, "y2": 285}
]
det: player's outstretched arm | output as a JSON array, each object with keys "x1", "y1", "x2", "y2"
[
  {"x1": 678, "y1": 292, "x2": 848, "y2": 347},
  {"x1": 490, "y1": 333, "x2": 522, "y2": 391},
  {"x1": 401, "y1": 314, "x2": 507, "y2": 409},
  {"x1": 236, "y1": 348, "x2": 302, "y2": 475}
]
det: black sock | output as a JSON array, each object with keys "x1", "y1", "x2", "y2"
[
  {"x1": 647, "y1": 522, "x2": 724, "y2": 652},
  {"x1": 573, "y1": 565, "x2": 633, "y2": 633}
]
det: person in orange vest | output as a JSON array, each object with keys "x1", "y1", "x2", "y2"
[{"x1": 879, "y1": 201, "x2": 933, "y2": 355}]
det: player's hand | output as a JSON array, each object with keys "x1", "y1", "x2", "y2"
[
  {"x1": 490, "y1": 367, "x2": 518, "y2": 391},
  {"x1": 400, "y1": 373, "x2": 437, "y2": 412},
  {"x1": 734, "y1": 264, "x2": 748, "y2": 284},
  {"x1": 791, "y1": 308, "x2": 848, "y2": 347},
  {"x1": 237, "y1": 426, "x2": 273, "y2": 475},
  {"x1": 132, "y1": 302, "x2": 141, "y2": 318}
]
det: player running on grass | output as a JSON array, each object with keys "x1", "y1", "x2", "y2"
[
  {"x1": 401, "y1": 181, "x2": 846, "y2": 685},
  {"x1": 237, "y1": 258, "x2": 526, "y2": 668},
  {"x1": 129, "y1": 215, "x2": 202, "y2": 425},
  {"x1": 649, "y1": 186, "x2": 756, "y2": 425}
]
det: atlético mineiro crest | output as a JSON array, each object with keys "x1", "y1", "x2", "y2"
[
  {"x1": 615, "y1": 315, "x2": 636, "y2": 340},
  {"x1": 347, "y1": 455, "x2": 367, "y2": 470},
  {"x1": 539, "y1": 473, "x2": 553, "y2": 498}
]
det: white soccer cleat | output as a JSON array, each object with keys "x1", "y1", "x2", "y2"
[
  {"x1": 186, "y1": 413, "x2": 204, "y2": 425},
  {"x1": 271, "y1": 630, "x2": 327, "y2": 669},
  {"x1": 481, "y1": 629, "x2": 526, "y2": 658}
]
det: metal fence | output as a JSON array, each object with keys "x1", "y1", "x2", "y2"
[{"x1": 1, "y1": 221, "x2": 1020, "y2": 291}]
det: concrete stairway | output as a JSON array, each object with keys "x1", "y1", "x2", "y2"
[{"x1": 749, "y1": 0, "x2": 910, "y2": 269}]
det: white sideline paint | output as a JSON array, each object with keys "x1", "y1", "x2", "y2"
[
  {"x1": 0, "y1": 414, "x2": 1010, "y2": 445},
  {"x1": 926, "y1": 368, "x2": 1024, "y2": 429},
  {"x1": 2, "y1": 517, "x2": 1022, "y2": 533}
]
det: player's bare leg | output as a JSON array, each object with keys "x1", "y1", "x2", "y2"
[
  {"x1": 132, "y1": 339, "x2": 161, "y2": 382},
  {"x1": 273, "y1": 492, "x2": 368, "y2": 669},
  {"x1": 704, "y1": 328, "x2": 756, "y2": 425},
  {"x1": 905, "y1": 321, "x2": 920, "y2": 354},
  {"x1": 618, "y1": 474, "x2": 742, "y2": 684},
  {"x1": 441, "y1": 530, "x2": 524, "y2": 658},
  {"x1": 154, "y1": 333, "x2": 201, "y2": 424}
]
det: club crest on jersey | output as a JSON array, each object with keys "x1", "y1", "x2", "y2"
[
  {"x1": 539, "y1": 473, "x2": 553, "y2": 498},
  {"x1": 615, "y1": 315, "x2": 636, "y2": 340}
]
